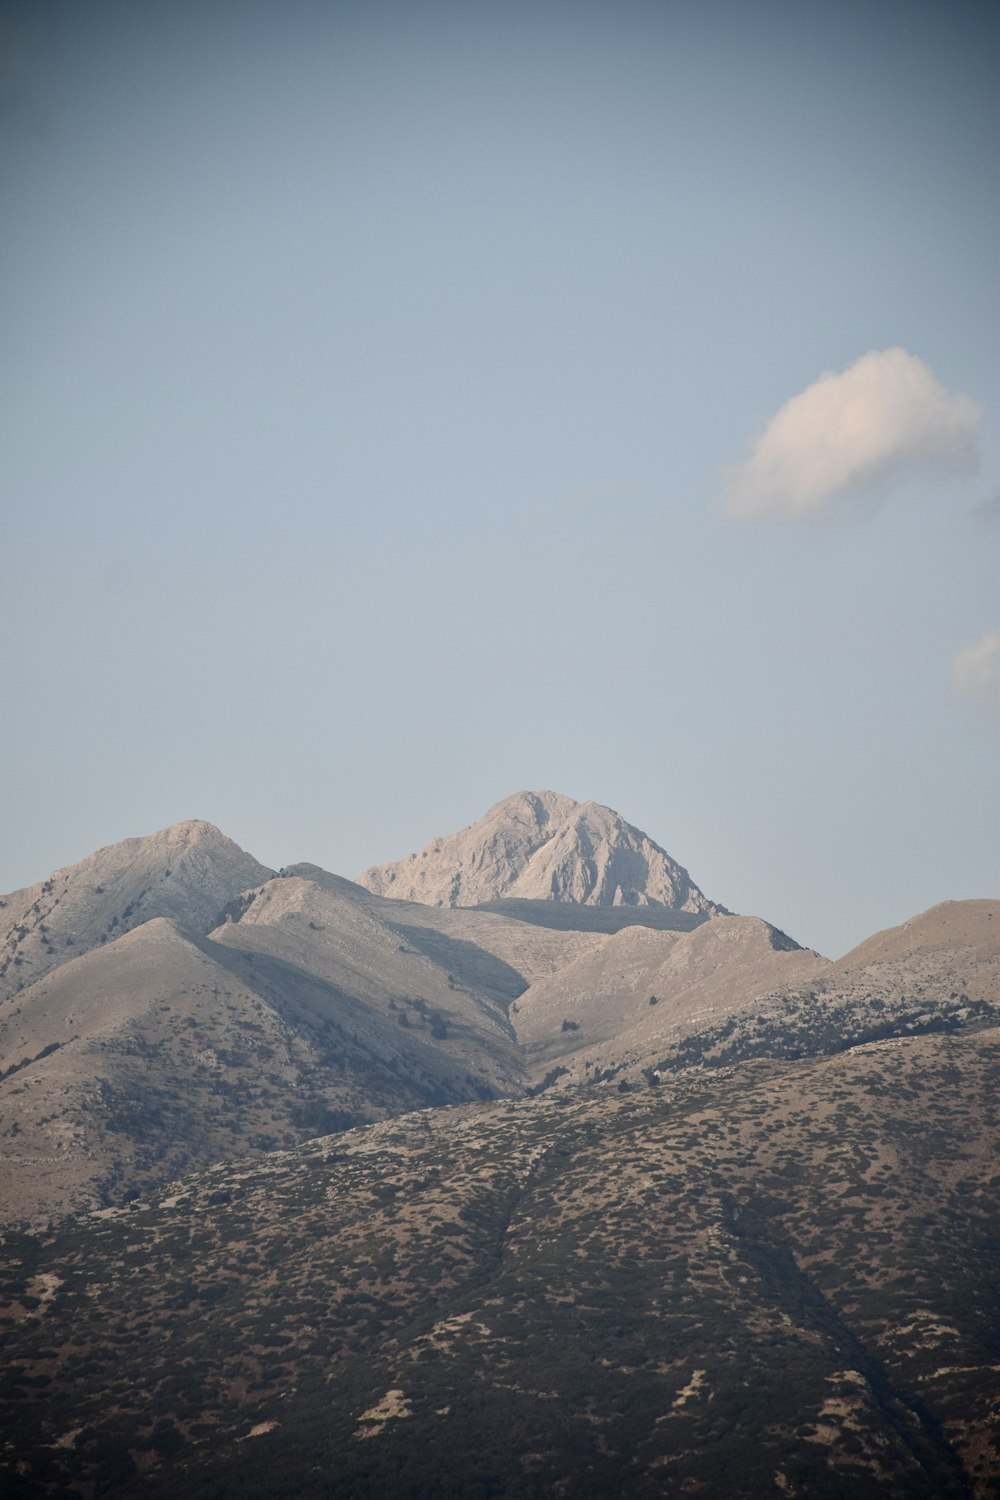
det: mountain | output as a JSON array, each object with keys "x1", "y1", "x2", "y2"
[
  {"x1": 356, "y1": 790, "x2": 724, "y2": 913},
  {"x1": 640, "y1": 897, "x2": 1000, "y2": 1084},
  {"x1": 0, "y1": 868, "x2": 528, "y2": 1227},
  {"x1": 2, "y1": 799, "x2": 995, "y2": 1232},
  {"x1": 0, "y1": 798, "x2": 998, "y2": 1496},
  {"x1": 522, "y1": 898, "x2": 1000, "y2": 1094},
  {"x1": 0, "y1": 820, "x2": 272, "y2": 1006},
  {"x1": 0, "y1": 846, "x2": 737, "y2": 1228},
  {"x1": 831, "y1": 897, "x2": 1000, "y2": 976},
  {"x1": 0, "y1": 790, "x2": 744, "y2": 1229},
  {"x1": 513, "y1": 913, "x2": 829, "y2": 1087},
  {"x1": 282, "y1": 863, "x2": 609, "y2": 1002},
  {"x1": 2, "y1": 1020, "x2": 996, "y2": 1498}
]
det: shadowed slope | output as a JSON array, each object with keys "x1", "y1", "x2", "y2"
[
  {"x1": 209, "y1": 873, "x2": 522, "y2": 1082},
  {"x1": 0, "y1": 896, "x2": 522, "y2": 1226},
  {"x1": 286, "y1": 862, "x2": 610, "y2": 1000}
]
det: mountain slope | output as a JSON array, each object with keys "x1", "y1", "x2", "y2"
[
  {"x1": 284, "y1": 863, "x2": 609, "y2": 1003},
  {"x1": 357, "y1": 790, "x2": 724, "y2": 912},
  {"x1": 641, "y1": 897, "x2": 1000, "y2": 1084},
  {"x1": 209, "y1": 872, "x2": 522, "y2": 1087},
  {"x1": 831, "y1": 898, "x2": 1000, "y2": 977},
  {"x1": 2, "y1": 1023, "x2": 996, "y2": 1498},
  {"x1": 0, "y1": 882, "x2": 524, "y2": 1225},
  {"x1": 1, "y1": 829, "x2": 998, "y2": 1497},
  {"x1": 0, "y1": 821, "x2": 272, "y2": 1005},
  {"x1": 3, "y1": 801, "x2": 993, "y2": 1233},
  {"x1": 514, "y1": 914, "x2": 829, "y2": 1084}
]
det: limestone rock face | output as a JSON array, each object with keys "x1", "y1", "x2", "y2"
[{"x1": 356, "y1": 790, "x2": 724, "y2": 914}]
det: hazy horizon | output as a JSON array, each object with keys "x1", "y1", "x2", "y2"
[{"x1": 2, "y1": 0, "x2": 998, "y2": 959}]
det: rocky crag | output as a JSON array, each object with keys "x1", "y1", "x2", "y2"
[{"x1": 357, "y1": 789, "x2": 725, "y2": 913}]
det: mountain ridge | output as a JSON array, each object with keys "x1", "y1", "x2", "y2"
[
  {"x1": 1, "y1": 802, "x2": 998, "y2": 1496},
  {"x1": 3, "y1": 803, "x2": 996, "y2": 1229},
  {"x1": 0, "y1": 820, "x2": 272, "y2": 1006}
]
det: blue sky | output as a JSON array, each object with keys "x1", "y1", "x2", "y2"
[{"x1": 2, "y1": 0, "x2": 997, "y2": 956}]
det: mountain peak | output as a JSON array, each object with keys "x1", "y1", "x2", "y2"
[
  {"x1": 0, "y1": 822, "x2": 272, "y2": 1005},
  {"x1": 162, "y1": 818, "x2": 229, "y2": 844},
  {"x1": 356, "y1": 791, "x2": 724, "y2": 914}
]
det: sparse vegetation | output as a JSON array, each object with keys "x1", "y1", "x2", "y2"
[
  {"x1": 0, "y1": 817, "x2": 996, "y2": 1497},
  {"x1": 0, "y1": 1031, "x2": 995, "y2": 1497}
]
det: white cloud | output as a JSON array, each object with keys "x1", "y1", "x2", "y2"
[
  {"x1": 953, "y1": 632, "x2": 1000, "y2": 707},
  {"x1": 721, "y1": 348, "x2": 980, "y2": 520}
]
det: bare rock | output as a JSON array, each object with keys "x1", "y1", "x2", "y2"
[{"x1": 357, "y1": 790, "x2": 724, "y2": 914}]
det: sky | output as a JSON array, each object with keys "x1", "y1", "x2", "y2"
[{"x1": 2, "y1": 0, "x2": 998, "y2": 958}]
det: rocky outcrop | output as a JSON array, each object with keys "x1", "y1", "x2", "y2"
[{"x1": 356, "y1": 790, "x2": 725, "y2": 914}]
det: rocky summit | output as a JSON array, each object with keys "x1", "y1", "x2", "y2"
[
  {"x1": 1, "y1": 797, "x2": 998, "y2": 1498},
  {"x1": 356, "y1": 789, "x2": 724, "y2": 912}
]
